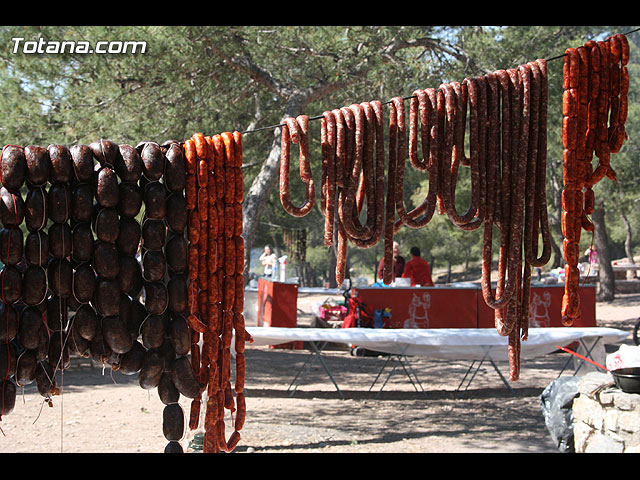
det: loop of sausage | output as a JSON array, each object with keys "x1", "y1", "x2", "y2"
[
  {"x1": 527, "y1": 60, "x2": 552, "y2": 269},
  {"x1": 339, "y1": 103, "x2": 382, "y2": 246},
  {"x1": 393, "y1": 90, "x2": 439, "y2": 233},
  {"x1": 382, "y1": 97, "x2": 404, "y2": 285},
  {"x1": 279, "y1": 116, "x2": 315, "y2": 217},
  {"x1": 321, "y1": 111, "x2": 337, "y2": 247}
]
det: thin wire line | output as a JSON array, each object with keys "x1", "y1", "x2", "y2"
[{"x1": 237, "y1": 28, "x2": 639, "y2": 136}]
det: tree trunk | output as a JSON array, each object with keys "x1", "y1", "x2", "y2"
[
  {"x1": 592, "y1": 206, "x2": 615, "y2": 301},
  {"x1": 242, "y1": 128, "x2": 283, "y2": 282},
  {"x1": 620, "y1": 210, "x2": 637, "y2": 279}
]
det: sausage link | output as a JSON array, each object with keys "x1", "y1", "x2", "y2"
[{"x1": 279, "y1": 116, "x2": 315, "y2": 217}]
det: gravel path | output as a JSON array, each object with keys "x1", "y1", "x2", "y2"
[{"x1": 1, "y1": 292, "x2": 638, "y2": 454}]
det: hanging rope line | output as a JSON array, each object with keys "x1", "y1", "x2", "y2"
[{"x1": 236, "y1": 27, "x2": 639, "y2": 136}]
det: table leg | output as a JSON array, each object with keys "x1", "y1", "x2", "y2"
[
  {"x1": 286, "y1": 341, "x2": 344, "y2": 400},
  {"x1": 556, "y1": 336, "x2": 605, "y2": 377},
  {"x1": 457, "y1": 348, "x2": 513, "y2": 393}
]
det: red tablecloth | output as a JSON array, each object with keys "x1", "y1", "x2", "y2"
[{"x1": 353, "y1": 285, "x2": 596, "y2": 329}]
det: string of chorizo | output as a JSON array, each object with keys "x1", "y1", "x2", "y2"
[
  {"x1": 280, "y1": 115, "x2": 315, "y2": 217},
  {"x1": 382, "y1": 98, "x2": 403, "y2": 284},
  {"x1": 393, "y1": 89, "x2": 440, "y2": 233},
  {"x1": 339, "y1": 102, "x2": 384, "y2": 248}
]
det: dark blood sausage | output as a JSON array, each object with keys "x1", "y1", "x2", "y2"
[
  {"x1": 167, "y1": 275, "x2": 188, "y2": 315},
  {"x1": 0, "y1": 145, "x2": 26, "y2": 192},
  {"x1": 158, "y1": 373, "x2": 180, "y2": 405},
  {"x1": 115, "y1": 144, "x2": 143, "y2": 182},
  {"x1": 118, "y1": 255, "x2": 143, "y2": 297},
  {"x1": 71, "y1": 183, "x2": 94, "y2": 223},
  {"x1": 142, "y1": 219, "x2": 166, "y2": 251},
  {"x1": 170, "y1": 355, "x2": 202, "y2": 399},
  {"x1": 117, "y1": 182, "x2": 143, "y2": 218},
  {"x1": 48, "y1": 222, "x2": 71, "y2": 259},
  {"x1": 138, "y1": 349, "x2": 165, "y2": 390},
  {"x1": 21, "y1": 265, "x2": 47, "y2": 306},
  {"x1": 142, "y1": 250, "x2": 167, "y2": 283},
  {"x1": 69, "y1": 144, "x2": 95, "y2": 183},
  {"x1": 72, "y1": 262, "x2": 96, "y2": 304},
  {"x1": 94, "y1": 166, "x2": 119, "y2": 208},
  {"x1": 17, "y1": 306, "x2": 43, "y2": 350},
  {"x1": 165, "y1": 193, "x2": 188, "y2": 234},
  {"x1": 47, "y1": 144, "x2": 73, "y2": 184},
  {"x1": 0, "y1": 379, "x2": 17, "y2": 417},
  {"x1": 24, "y1": 230, "x2": 48, "y2": 266},
  {"x1": 102, "y1": 315, "x2": 134, "y2": 355},
  {"x1": 73, "y1": 303, "x2": 98, "y2": 341},
  {"x1": 143, "y1": 281, "x2": 169, "y2": 315},
  {"x1": 1, "y1": 265, "x2": 22, "y2": 304},
  {"x1": 47, "y1": 183, "x2": 71, "y2": 224},
  {"x1": 93, "y1": 278, "x2": 121, "y2": 317},
  {"x1": 165, "y1": 234, "x2": 188, "y2": 274},
  {"x1": 0, "y1": 302, "x2": 18, "y2": 343},
  {"x1": 24, "y1": 145, "x2": 51, "y2": 186},
  {"x1": 0, "y1": 227, "x2": 23, "y2": 265},
  {"x1": 168, "y1": 313, "x2": 190, "y2": 356},
  {"x1": 89, "y1": 139, "x2": 119, "y2": 167},
  {"x1": 71, "y1": 223, "x2": 94, "y2": 263},
  {"x1": 118, "y1": 340, "x2": 145, "y2": 375},
  {"x1": 25, "y1": 186, "x2": 48, "y2": 231},
  {"x1": 143, "y1": 181, "x2": 167, "y2": 220},
  {"x1": 15, "y1": 350, "x2": 38, "y2": 387},
  {"x1": 0, "y1": 187, "x2": 25, "y2": 227},
  {"x1": 163, "y1": 403, "x2": 185, "y2": 441},
  {"x1": 164, "y1": 142, "x2": 187, "y2": 193},
  {"x1": 116, "y1": 217, "x2": 141, "y2": 256},
  {"x1": 93, "y1": 241, "x2": 120, "y2": 279},
  {"x1": 0, "y1": 342, "x2": 17, "y2": 379},
  {"x1": 47, "y1": 258, "x2": 72, "y2": 298},
  {"x1": 138, "y1": 141, "x2": 166, "y2": 181},
  {"x1": 141, "y1": 314, "x2": 166, "y2": 349}
]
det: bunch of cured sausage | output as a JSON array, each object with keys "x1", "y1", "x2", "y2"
[
  {"x1": 183, "y1": 132, "x2": 247, "y2": 453},
  {"x1": 0, "y1": 139, "x2": 223, "y2": 452},
  {"x1": 561, "y1": 33, "x2": 630, "y2": 326},
  {"x1": 280, "y1": 60, "x2": 554, "y2": 380}
]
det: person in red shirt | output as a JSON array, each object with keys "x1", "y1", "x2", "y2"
[
  {"x1": 402, "y1": 247, "x2": 434, "y2": 287},
  {"x1": 377, "y1": 241, "x2": 405, "y2": 282}
]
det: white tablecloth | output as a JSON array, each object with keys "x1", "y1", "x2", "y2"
[{"x1": 245, "y1": 327, "x2": 629, "y2": 361}]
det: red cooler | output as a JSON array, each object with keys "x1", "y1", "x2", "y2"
[{"x1": 256, "y1": 278, "x2": 303, "y2": 349}]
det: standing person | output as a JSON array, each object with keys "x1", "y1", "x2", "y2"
[
  {"x1": 585, "y1": 245, "x2": 598, "y2": 266},
  {"x1": 259, "y1": 245, "x2": 277, "y2": 278},
  {"x1": 377, "y1": 241, "x2": 405, "y2": 282},
  {"x1": 401, "y1": 247, "x2": 434, "y2": 287}
]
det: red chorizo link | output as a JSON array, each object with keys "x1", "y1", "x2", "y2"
[
  {"x1": 184, "y1": 139, "x2": 197, "y2": 175},
  {"x1": 235, "y1": 392, "x2": 246, "y2": 430},
  {"x1": 340, "y1": 103, "x2": 375, "y2": 242},
  {"x1": 235, "y1": 352, "x2": 245, "y2": 394},
  {"x1": 233, "y1": 312, "x2": 246, "y2": 354},
  {"x1": 226, "y1": 430, "x2": 241, "y2": 452},
  {"x1": 189, "y1": 398, "x2": 201, "y2": 430},
  {"x1": 408, "y1": 89, "x2": 429, "y2": 172},
  {"x1": 279, "y1": 115, "x2": 315, "y2": 217},
  {"x1": 382, "y1": 98, "x2": 403, "y2": 285},
  {"x1": 321, "y1": 111, "x2": 337, "y2": 247},
  {"x1": 234, "y1": 203, "x2": 243, "y2": 237}
]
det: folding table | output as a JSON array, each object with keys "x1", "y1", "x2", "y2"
[{"x1": 244, "y1": 327, "x2": 630, "y2": 398}]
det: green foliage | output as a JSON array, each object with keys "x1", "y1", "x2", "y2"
[{"x1": 1, "y1": 25, "x2": 638, "y2": 283}]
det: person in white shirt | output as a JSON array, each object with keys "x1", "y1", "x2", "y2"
[{"x1": 259, "y1": 245, "x2": 277, "y2": 278}]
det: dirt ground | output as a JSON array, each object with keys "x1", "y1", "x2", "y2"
[{"x1": 1, "y1": 290, "x2": 638, "y2": 454}]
